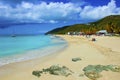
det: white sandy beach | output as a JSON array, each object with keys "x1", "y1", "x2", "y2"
[{"x1": 0, "y1": 35, "x2": 120, "y2": 80}]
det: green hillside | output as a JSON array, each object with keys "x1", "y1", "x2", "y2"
[{"x1": 46, "y1": 15, "x2": 120, "y2": 34}]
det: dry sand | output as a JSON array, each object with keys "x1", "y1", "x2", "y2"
[{"x1": 0, "y1": 35, "x2": 120, "y2": 80}]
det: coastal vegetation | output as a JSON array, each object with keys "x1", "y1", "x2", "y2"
[{"x1": 46, "y1": 15, "x2": 120, "y2": 35}]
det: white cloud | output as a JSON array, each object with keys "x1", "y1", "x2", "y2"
[
  {"x1": 0, "y1": 0, "x2": 120, "y2": 23},
  {"x1": 0, "y1": 1, "x2": 81, "y2": 23},
  {"x1": 80, "y1": 0, "x2": 120, "y2": 20},
  {"x1": 49, "y1": 20, "x2": 58, "y2": 23}
]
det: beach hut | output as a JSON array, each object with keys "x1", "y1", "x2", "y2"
[{"x1": 96, "y1": 30, "x2": 108, "y2": 36}]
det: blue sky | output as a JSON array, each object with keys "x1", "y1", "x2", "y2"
[{"x1": 0, "y1": 0, "x2": 120, "y2": 34}]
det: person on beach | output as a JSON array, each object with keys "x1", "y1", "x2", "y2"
[{"x1": 92, "y1": 38, "x2": 96, "y2": 41}]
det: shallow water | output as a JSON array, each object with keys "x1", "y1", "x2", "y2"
[{"x1": 0, "y1": 35, "x2": 67, "y2": 66}]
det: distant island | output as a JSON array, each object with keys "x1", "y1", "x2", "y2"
[{"x1": 46, "y1": 15, "x2": 120, "y2": 35}]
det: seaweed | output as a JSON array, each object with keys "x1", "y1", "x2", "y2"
[
  {"x1": 83, "y1": 65, "x2": 103, "y2": 80},
  {"x1": 84, "y1": 71, "x2": 102, "y2": 80},
  {"x1": 32, "y1": 71, "x2": 42, "y2": 77},
  {"x1": 32, "y1": 64, "x2": 120, "y2": 79},
  {"x1": 32, "y1": 65, "x2": 73, "y2": 77},
  {"x1": 106, "y1": 65, "x2": 120, "y2": 72},
  {"x1": 83, "y1": 65, "x2": 120, "y2": 80}
]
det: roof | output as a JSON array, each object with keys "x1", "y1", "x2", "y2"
[{"x1": 97, "y1": 30, "x2": 107, "y2": 33}]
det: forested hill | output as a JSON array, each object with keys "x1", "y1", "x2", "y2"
[{"x1": 46, "y1": 15, "x2": 120, "y2": 34}]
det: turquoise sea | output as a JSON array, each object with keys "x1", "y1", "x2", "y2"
[{"x1": 0, "y1": 35, "x2": 67, "y2": 66}]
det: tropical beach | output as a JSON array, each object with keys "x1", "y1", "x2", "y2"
[
  {"x1": 0, "y1": 0, "x2": 120, "y2": 80},
  {"x1": 0, "y1": 35, "x2": 120, "y2": 80}
]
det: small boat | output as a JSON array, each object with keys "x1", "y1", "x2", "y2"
[
  {"x1": 11, "y1": 28, "x2": 16, "y2": 37},
  {"x1": 11, "y1": 34, "x2": 16, "y2": 37}
]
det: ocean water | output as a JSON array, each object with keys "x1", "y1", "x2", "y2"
[{"x1": 0, "y1": 35, "x2": 67, "y2": 66}]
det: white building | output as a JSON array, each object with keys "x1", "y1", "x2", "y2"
[{"x1": 96, "y1": 30, "x2": 108, "y2": 35}]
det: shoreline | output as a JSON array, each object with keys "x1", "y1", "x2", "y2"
[
  {"x1": 0, "y1": 35, "x2": 120, "y2": 80},
  {"x1": 0, "y1": 35, "x2": 68, "y2": 67}
]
